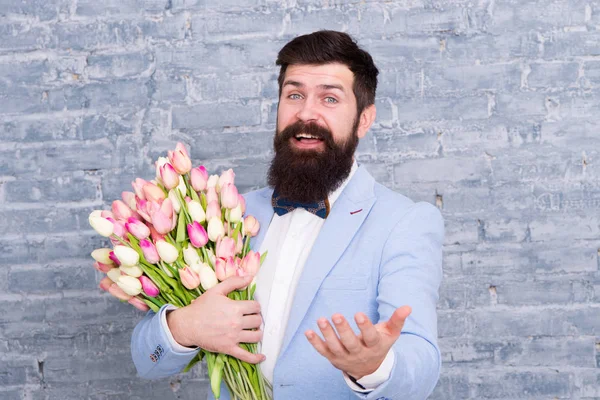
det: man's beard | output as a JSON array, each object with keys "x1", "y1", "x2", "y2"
[{"x1": 267, "y1": 118, "x2": 359, "y2": 204}]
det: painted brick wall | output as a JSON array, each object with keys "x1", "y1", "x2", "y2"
[{"x1": 1, "y1": 0, "x2": 599, "y2": 398}]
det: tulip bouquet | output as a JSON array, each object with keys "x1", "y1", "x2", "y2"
[{"x1": 88, "y1": 143, "x2": 271, "y2": 400}]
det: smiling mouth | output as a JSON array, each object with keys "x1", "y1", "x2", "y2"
[{"x1": 293, "y1": 133, "x2": 324, "y2": 143}]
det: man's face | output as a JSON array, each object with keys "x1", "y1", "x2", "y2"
[
  {"x1": 276, "y1": 63, "x2": 365, "y2": 151},
  {"x1": 267, "y1": 63, "x2": 368, "y2": 203}
]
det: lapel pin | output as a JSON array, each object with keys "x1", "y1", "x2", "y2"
[{"x1": 350, "y1": 209, "x2": 363, "y2": 215}]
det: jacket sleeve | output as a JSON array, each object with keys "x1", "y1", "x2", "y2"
[
  {"x1": 130, "y1": 304, "x2": 199, "y2": 379},
  {"x1": 354, "y1": 201, "x2": 444, "y2": 400}
]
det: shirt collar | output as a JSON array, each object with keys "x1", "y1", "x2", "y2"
[{"x1": 327, "y1": 160, "x2": 358, "y2": 207}]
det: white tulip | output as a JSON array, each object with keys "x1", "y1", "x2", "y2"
[
  {"x1": 155, "y1": 156, "x2": 169, "y2": 182},
  {"x1": 183, "y1": 246, "x2": 201, "y2": 266},
  {"x1": 199, "y1": 264, "x2": 218, "y2": 290},
  {"x1": 188, "y1": 200, "x2": 206, "y2": 223},
  {"x1": 117, "y1": 275, "x2": 142, "y2": 296},
  {"x1": 113, "y1": 245, "x2": 139, "y2": 267},
  {"x1": 227, "y1": 204, "x2": 243, "y2": 223},
  {"x1": 168, "y1": 189, "x2": 181, "y2": 214},
  {"x1": 120, "y1": 265, "x2": 143, "y2": 278},
  {"x1": 91, "y1": 248, "x2": 113, "y2": 265},
  {"x1": 207, "y1": 174, "x2": 219, "y2": 189},
  {"x1": 89, "y1": 210, "x2": 103, "y2": 219},
  {"x1": 156, "y1": 240, "x2": 179, "y2": 264},
  {"x1": 89, "y1": 216, "x2": 114, "y2": 237},
  {"x1": 107, "y1": 268, "x2": 122, "y2": 283},
  {"x1": 207, "y1": 217, "x2": 225, "y2": 242}
]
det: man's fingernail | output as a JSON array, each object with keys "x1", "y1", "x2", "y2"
[
  {"x1": 333, "y1": 316, "x2": 342, "y2": 324},
  {"x1": 356, "y1": 315, "x2": 365, "y2": 324},
  {"x1": 318, "y1": 320, "x2": 327, "y2": 329}
]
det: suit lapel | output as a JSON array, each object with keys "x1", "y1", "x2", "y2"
[
  {"x1": 247, "y1": 188, "x2": 274, "y2": 251},
  {"x1": 278, "y1": 166, "x2": 376, "y2": 357}
]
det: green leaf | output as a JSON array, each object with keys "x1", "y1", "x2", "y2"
[
  {"x1": 176, "y1": 212, "x2": 187, "y2": 243},
  {"x1": 183, "y1": 351, "x2": 204, "y2": 373},
  {"x1": 259, "y1": 251, "x2": 268, "y2": 266},
  {"x1": 200, "y1": 192, "x2": 208, "y2": 211}
]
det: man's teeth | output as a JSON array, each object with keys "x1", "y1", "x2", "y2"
[{"x1": 295, "y1": 134, "x2": 320, "y2": 140}]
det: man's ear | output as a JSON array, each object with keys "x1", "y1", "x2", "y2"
[{"x1": 357, "y1": 104, "x2": 376, "y2": 139}]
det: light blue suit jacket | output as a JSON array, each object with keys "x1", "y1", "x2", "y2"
[{"x1": 131, "y1": 165, "x2": 444, "y2": 400}]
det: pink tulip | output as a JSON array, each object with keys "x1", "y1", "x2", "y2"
[
  {"x1": 152, "y1": 199, "x2": 175, "y2": 234},
  {"x1": 149, "y1": 225, "x2": 165, "y2": 242},
  {"x1": 143, "y1": 182, "x2": 166, "y2": 204},
  {"x1": 126, "y1": 217, "x2": 151, "y2": 240},
  {"x1": 206, "y1": 201, "x2": 221, "y2": 221},
  {"x1": 99, "y1": 276, "x2": 113, "y2": 291},
  {"x1": 132, "y1": 178, "x2": 148, "y2": 200},
  {"x1": 191, "y1": 166, "x2": 208, "y2": 191},
  {"x1": 135, "y1": 198, "x2": 151, "y2": 222},
  {"x1": 215, "y1": 257, "x2": 237, "y2": 281},
  {"x1": 100, "y1": 210, "x2": 114, "y2": 219},
  {"x1": 243, "y1": 216, "x2": 260, "y2": 237},
  {"x1": 218, "y1": 169, "x2": 235, "y2": 191},
  {"x1": 106, "y1": 217, "x2": 127, "y2": 238},
  {"x1": 160, "y1": 163, "x2": 180, "y2": 190},
  {"x1": 122, "y1": 191, "x2": 137, "y2": 209},
  {"x1": 206, "y1": 187, "x2": 219, "y2": 204},
  {"x1": 179, "y1": 266, "x2": 200, "y2": 290},
  {"x1": 139, "y1": 239, "x2": 160, "y2": 264},
  {"x1": 128, "y1": 296, "x2": 151, "y2": 311},
  {"x1": 216, "y1": 237, "x2": 236, "y2": 259},
  {"x1": 139, "y1": 275, "x2": 160, "y2": 297},
  {"x1": 168, "y1": 142, "x2": 192, "y2": 174},
  {"x1": 108, "y1": 283, "x2": 132, "y2": 301},
  {"x1": 94, "y1": 261, "x2": 114, "y2": 273},
  {"x1": 240, "y1": 251, "x2": 261, "y2": 277},
  {"x1": 220, "y1": 184, "x2": 239, "y2": 209},
  {"x1": 112, "y1": 200, "x2": 133, "y2": 220},
  {"x1": 187, "y1": 221, "x2": 208, "y2": 248},
  {"x1": 109, "y1": 251, "x2": 121, "y2": 266},
  {"x1": 238, "y1": 195, "x2": 246, "y2": 215}
]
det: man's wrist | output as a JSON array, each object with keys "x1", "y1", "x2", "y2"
[{"x1": 166, "y1": 308, "x2": 194, "y2": 348}]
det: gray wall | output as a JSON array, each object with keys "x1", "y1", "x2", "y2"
[{"x1": 1, "y1": 0, "x2": 599, "y2": 399}]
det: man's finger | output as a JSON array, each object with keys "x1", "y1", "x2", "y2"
[
  {"x1": 317, "y1": 318, "x2": 347, "y2": 356},
  {"x1": 241, "y1": 314, "x2": 262, "y2": 329},
  {"x1": 305, "y1": 330, "x2": 332, "y2": 359},
  {"x1": 213, "y1": 275, "x2": 253, "y2": 296},
  {"x1": 229, "y1": 345, "x2": 265, "y2": 364},
  {"x1": 331, "y1": 314, "x2": 362, "y2": 353},
  {"x1": 355, "y1": 312, "x2": 380, "y2": 348},
  {"x1": 239, "y1": 329, "x2": 263, "y2": 344},
  {"x1": 385, "y1": 306, "x2": 412, "y2": 337},
  {"x1": 237, "y1": 300, "x2": 261, "y2": 315}
]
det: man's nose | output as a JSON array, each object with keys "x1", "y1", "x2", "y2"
[{"x1": 296, "y1": 98, "x2": 319, "y2": 123}]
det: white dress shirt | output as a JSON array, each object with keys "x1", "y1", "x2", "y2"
[{"x1": 161, "y1": 161, "x2": 394, "y2": 392}]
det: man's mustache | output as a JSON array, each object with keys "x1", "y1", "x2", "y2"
[{"x1": 277, "y1": 121, "x2": 335, "y2": 147}]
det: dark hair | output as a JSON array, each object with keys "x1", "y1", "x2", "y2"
[{"x1": 276, "y1": 30, "x2": 379, "y2": 116}]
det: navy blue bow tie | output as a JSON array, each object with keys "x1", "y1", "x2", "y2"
[{"x1": 271, "y1": 190, "x2": 330, "y2": 219}]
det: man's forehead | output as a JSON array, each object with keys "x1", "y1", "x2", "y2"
[{"x1": 283, "y1": 63, "x2": 354, "y2": 88}]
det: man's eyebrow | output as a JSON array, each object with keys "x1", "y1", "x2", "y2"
[
  {"x1": 282, "y1": 81, "x2": 346, "y2": 94},
  {"x1": 318, "y1": 84, "x2": 345, "y2": 93}
]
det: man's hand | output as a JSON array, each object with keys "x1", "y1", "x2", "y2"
[
  {"x1": 167, "y1": 275, "x2": 265, "y2": 364},
  {"x1": 305, "y1": 306, "x2": 412, "y2": 380}
]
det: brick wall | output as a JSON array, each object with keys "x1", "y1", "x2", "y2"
[{"x1": 1, "y1": 0, "x2": 599, "y2": 398}]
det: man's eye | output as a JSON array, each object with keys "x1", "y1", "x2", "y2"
[
  {"x1": 289, "y1": 94, "x2": 302, "y2": 100},
  {"x1": 325, "y1": 97, "x2": 338, "y2": 104}
]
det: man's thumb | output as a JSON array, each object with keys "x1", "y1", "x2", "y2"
[{"x1": 214, "y1": 275, "x2": 253, "y2": 295}]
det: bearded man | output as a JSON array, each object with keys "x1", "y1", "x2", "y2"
[{"x1": 131, "y1": 30, "x2": 444, "y2": 400}]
